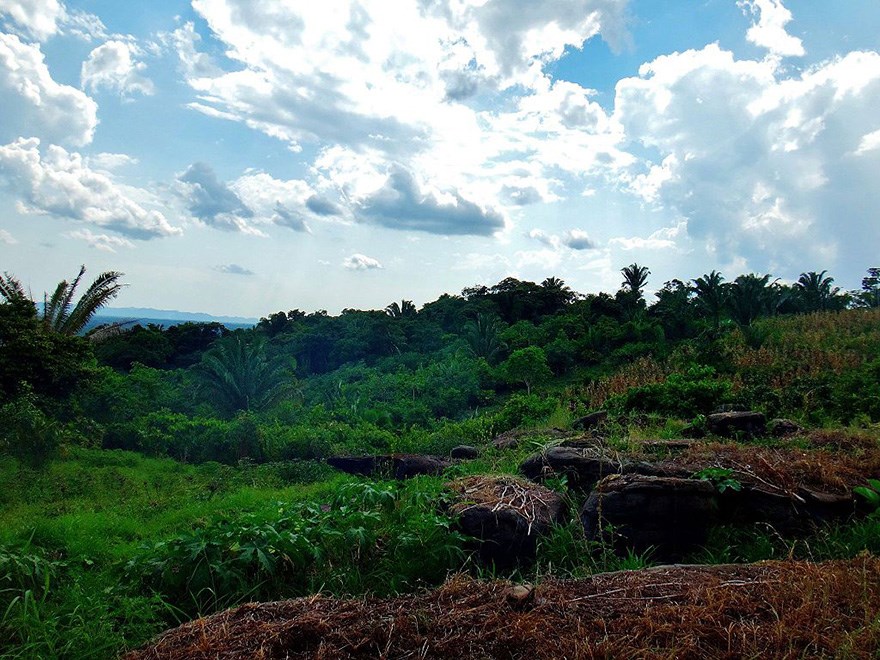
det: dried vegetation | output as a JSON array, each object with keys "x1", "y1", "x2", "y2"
[{"x1": 129, "y1": 556, "x2": 880, "y2": 659}]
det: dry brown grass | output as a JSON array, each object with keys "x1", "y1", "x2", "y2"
[
  {"x1": 446, "y1": 476, "x2": 563, "y2": 531},
  {"x1": 668, "y1": 441, "x2": 880, "y2": 495},
  {"x1": 128, "y1": 556, "x2": 880, "y2": 659},
  {"x1": 583, "y1": 357, "x2": 668, "y2": 409}
]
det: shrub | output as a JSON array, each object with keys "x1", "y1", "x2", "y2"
[{"x1": 614, "y1": 366, "x2": 732, "y2": 417}]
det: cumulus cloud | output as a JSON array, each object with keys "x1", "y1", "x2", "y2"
[
  {"x1": 527, "y1": 227, "x2": 597, "y2": 250},
  {"x1": 216, "y1": 263, "x2": 254, "y2": 276},
  {"x1": 614, "y1": 43, "x2": 880, "y2": 275},
  {"x1": 166, "y1": 0, "x2": 630, "y2": 234},
  {"x1": 738, "y1": 0, "x2": 804, "y2": 58},
  {"x1": 343, "y1": 253, "x2": 383, "y2": 271},
  {"x1": 66, "y1": 228, "x2": 134, "y2": 252},
  {"x1": 0, "y1": 0, "x2": 106, "y2": 41},
  {"x1": 358, "y1": 165, "x2": 505, "y2": 236},
  {"x1": 177, "y1": 162, "x2": 259, "y2": 234},
  {"x1": 81, "y1": 40, "x2": 155, "y2": 97},
  {"x1": 0, "y1": 0, "x2": 65, "y2": 41},
  {"x1": 563, "y1": 229, "x2": 597, "y2": 250},
  {"x1": 0, "y1": 137, "x2": 180, "y2": 239},
  {"x1": 0, "y1": 33, "x2": 97, "y2": 146}
]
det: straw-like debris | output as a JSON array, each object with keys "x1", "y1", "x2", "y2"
[
  {"x1": 446, "y1": 476, "x2": 566, "y2": 566},
  {"x1": 129, "y1": 556, "x2": 880, "y2": 659}
]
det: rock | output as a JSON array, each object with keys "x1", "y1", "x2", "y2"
[
  {"x1": 325, "y1": 455, "x2": 378, "y2": 476},
  {"x1": 447, "y1": 476, "x2": 566, "y2": 568},
  {"x1": 520, "y1": 446, "x2": 624, "y2": 490},
  {"x1": 502, "y1": 583, "x2": 535, "y2": 609},
  {"x1": 450, "y1": 445, "x2": 480, "y2": 460},
  {"x1": 394, "y1": 455, "x2": 450, "y2": 479},
  {"x1": 707, "y1": 411, "x2": 766, "y2": 438},
  {"x1": 680, "y1": 424, "x2": 707, "y2": 439},
  {"x1": 719, "y1": 484, "x2": 854, "y2": 534},
  {"x1": 769, "y1": 418, "x2": 803, "y2": 438},
  {"x1": 571, "y1": 410, "x2": 608, "y2": 431},
  {"x1": 581, "y1": 474, "x2": 719, "y2": 561},
  {"x1": 326, "y1": 454, "x2": 450, "y2": 479}
]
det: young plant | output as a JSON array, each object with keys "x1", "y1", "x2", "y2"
[{"x1": 694, "y1": 467, "x2": 742, "y2": 493}]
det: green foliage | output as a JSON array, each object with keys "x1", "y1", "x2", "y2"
[
  {"x1": 127, "y1": 479, "x2": 465, "y2": 615},
  {"x1": 693, "y1": 467, "x2": 742, "y2": 493},
  {"x1": 0, "y1": 391, "x2": 64, "y2": 468},
  {"x1": 494, "y1": 393, "x2": 556, "y2": 431},
  {"x1": 194, "y1": 333, "x2": 298, "y2": 416},
  {"x1": 614, "y1": 366, "x2": 731, "y2": 417},
  {"x1": 853, "y1": 479, "x2": 880, "y2": 510},
  {"x1": 499, "y1": 346, "x2": 552, "y2": 394}
]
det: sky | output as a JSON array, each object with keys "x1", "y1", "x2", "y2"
[{"x1": 0, "y1": 0, "x2": 878, "y2": 318}]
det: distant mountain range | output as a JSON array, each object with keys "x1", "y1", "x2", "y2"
[{"x1": 92, "y1": 307, "x2": 258, "y2": 328}]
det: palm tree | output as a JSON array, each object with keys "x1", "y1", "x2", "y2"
[
  {"x1": 1, "y1": 266, "x2": 125, "y2": 335},
  {"x1": 795, "y1": 270, "x2": 838, "y2": 312},
  {"x1": 727, "y1": 273, "x2": 788, "y2": 327},
  {"x1": 691, "y1": 270, "x2": 727, "y2": 330},
  {"x1": 193, "y1": 333, "x2": 297, "y2": 416},
  {"x1": 621, "y1": 264, "x2": 650, "y2": 298},
  {"x1": 385, "y1": 300, "x2": 417, "y2": 318},
  {"x1": 463, "y1": 313, "x2": 506, "y2": 363}
]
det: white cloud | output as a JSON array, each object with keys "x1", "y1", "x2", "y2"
[
  {"x1": 738, "y1": 0, "x2": 804, "y2": 59},
  {"x1": 0, "y1": 138, "x2": 180, "y2": 239},
  {"x1": 0, "y1": 33, "x2": 97, "y2": 146},
  {"x1": 166, "y1": 1, "x2": 630, "y2": 237},
  {"x1": 0, "y1": 0, "x2": 65, "y2": 40},
  {"x1": 613, "y1": 43, "x2": 880, "y2": 274},
  {"x1": 855, "y1": 129, "x2": 880, "y2": 155},
  {"x1": 81, "y1": 40, "x2": 155, "y2": 97},
  {"x1": 177, "y1": 162, "x2": 263, "y2": 235},
  {"x1": 343, "y1": 253, "x2": 383, "y2": 271},
  {"x1": 0, "y1": 228, "x2": 17, "y2": 245},
  {"x1": 527, "y1": 227, "x2": 597, "y2": 251},
  {"x1": 610, "y1": 223, "x2": 685, "y2": 251},
  {"x1": 357, "y1": 165, "x2": 506, "y2": 236},
  {"x1": 563, "y1": 229, "x2": 597, "y2": 250},
  {"x1": 216, "y1": 263, "x2": 254, "y2": 276},
  {"x1": 0, "y1": 0, "x2": 105, "y2": 41},
  {"x1": 230, "y1": 172, "x2": 340, "y2": 233},
  {"x1": 66, "y1": 228, "x2": 135, "y2": 252}
]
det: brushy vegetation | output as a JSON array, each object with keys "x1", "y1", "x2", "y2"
[{"x1": 1, "y1": 266, "x2": 879, "y2": 656}]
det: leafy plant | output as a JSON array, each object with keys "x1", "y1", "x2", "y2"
[
  {"x1": 694, "y1": 467, "x2": 742, "y2": 493},
  {"x1": 853, "y1": 479, "x2": 880, "y2": 510}
]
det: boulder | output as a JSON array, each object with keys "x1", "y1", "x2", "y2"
[
  {"x1": 581, "y1": 474, "x2": 719, "y2": 560},
  {"x1": 326, "y1": 454, "x2": 450, "y2": 479},
  {"x1": 450, "y1": 445, "x2": 480, "y2": 460},
  {"x1": 447, "y1": 476, "x2": 566, "y2": 567},
  {"x1": 719, "y1": 484, "x2": 854, "y2": 534},
  {"x1": 520, "y1": 446, "x2": 624, "y2": 490},
  {"x1": 707, "y1": 411, "x2": 766, "y2": 438},
  {"x1": 571, "y1": 410, "x2": 608, "y2": 431},
  {"x1": 769, "y1": 418, "x2": 803, "y2": 438}
]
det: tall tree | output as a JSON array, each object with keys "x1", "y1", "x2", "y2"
[
  {"x1": 194, "y1": 333, "x2": 297, "y2": 416},
  {"x1": 620, "y1": 263, "x2": 650, "y2": 300},
  {"x1": 727, "y1": 273, "x2": 787, "y2": 326},
  {"x1": 0, "y1": 266, "x2": 127, "y2": 336},
  {"x1": 795, "y1": 270, "x2": 841, "y2": 312},
  {"x1": 855, "y1": 268, "x2": 880, "y2": 308},
  {"x1": 385, "y1": 300, "x2": 417, "y2": 318},
  {"x1": 463, "y1": 313, "x2": 506, "y2": 363},
  {"x1": 691, "y1": 270, "x2": 727, "y2": 330}
]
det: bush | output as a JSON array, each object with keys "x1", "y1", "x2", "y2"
[
  {"x1": 614, "y1": 366, "x2": 732, "y2": 417},
  {"x1": 494, "y1": 393, "x2": 557, "y2": 431},
  {"x1": 0, "y1": 392, "x2": 64, "y2": 468}
]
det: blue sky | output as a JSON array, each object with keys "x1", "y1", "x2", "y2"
[{"x1": 0, "y1": 0, "x2": 878, "y2": 317}]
